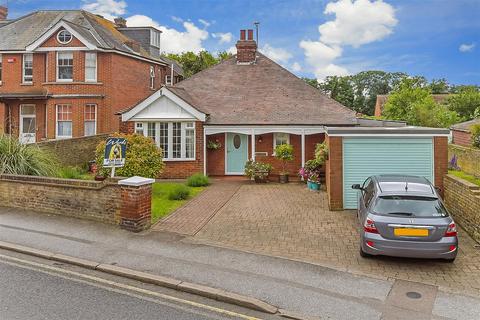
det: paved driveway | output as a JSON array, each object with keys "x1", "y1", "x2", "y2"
[{"x1": 159, "y1": 181, "x2": 480, "y2": 296}]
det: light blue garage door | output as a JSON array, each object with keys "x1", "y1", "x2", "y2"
[{"x1": 343, "y1": 138, "x2": 434, "y2": 209}]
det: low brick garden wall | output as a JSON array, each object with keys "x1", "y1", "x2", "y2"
[
  {"x1": 0, "y1": 174, "x2": 153, "y2": 232},
  {"x1": 444, "y1": 174, "x2": 480, "y2": 243},
  {"x1": 448, "y1": 144, "x2": 480, "y2": 178},
  {"x1": 36, "y1": 134, "x2": 109, "y2": 167}
]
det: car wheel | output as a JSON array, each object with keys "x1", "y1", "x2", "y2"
[{"x1": 359, "y1": 246, "x2": 371, "y2": 258}]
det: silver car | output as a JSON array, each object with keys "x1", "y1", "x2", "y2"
[{"x1": 352, "y1": 175, "x2": 458, "y2": 262}]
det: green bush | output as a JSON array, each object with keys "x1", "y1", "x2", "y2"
[
  {"x1": 187, "y1": 173, "x2": 210, "y2": 187},
  {"x1": 168, "y1": 184, "x2": 191, "y2": 200},
  {"x1": 0, "y1": 135, "x2": 58, "y2": 176},
  {"x1": 58, "y1": 166, "x2": 92, "y2": 180},
  {"x1": 471, "y1": 124, "x2": 480, "y2": 148},
  {"x1": 95, "y1": 133, "x2": 164, "y2": 178}
]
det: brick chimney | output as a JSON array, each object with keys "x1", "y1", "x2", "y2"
[
  {"x1": 0, "y1": 6, "x2": 8, "y2": 20},
  {"x1": 114, "y1": 17, "x2": 127, "y2": 28},
  {"x1": 236, "y1": 29, "x2": 257, "y2": 64}
]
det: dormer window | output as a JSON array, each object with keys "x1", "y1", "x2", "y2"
[
  {"x1": 57, "y1": 30, "x2": 72, "y2": 44},
  {"x1": 150, "y1": 29, "x2": 161, "y2": 48}
]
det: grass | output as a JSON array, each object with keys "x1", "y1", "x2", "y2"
[
  {"x1": 449, "y1": 170, "x2": 480, "y2": 187},
  {"x1": 58, "y1": 166, "x2": 94, "y2": 180},
  {"x1": 151, "y1": 182, "x2": 205, "y2": 223}
]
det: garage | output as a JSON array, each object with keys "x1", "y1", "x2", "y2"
[
  {"x1": 343, "y1": 138, "x2": 433, "y2": 209},
  {"x1": 325, "y1": 126, "x2": 450, "y2": 210}
]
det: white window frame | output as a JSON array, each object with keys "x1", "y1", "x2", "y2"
[
  {"x1": 165, "y1": 75, "x2": 172, "y2": 85},
  {"x1": 135, "y1": 122, "x2": 144, "y2": 135},
  {"x1": 273, "y1": 132, "x2": 290, "y2": 155},
  {"x1": 150, "y1": 29, "x2": 161, "y2": 48},
  {"x1": 149, "y1": 66, "x2": 155, "y2": 89},
  {"x1": 85, "y1": 52, "x2": 97, "y2": 82},
  {"x1": 136, "y1": 121, "x2": 196, "y2": 161},
  {"x1": 56, "y1": 104, "x2": 73, "y2": 139},
  {"x1": 56, "y1": 52, "x2": 74, "y2": 82},
  {"x1": 22, "y1": 53, "x2": 33, "y2": 84},
  {"x1": 84, "y1": 104, "x2": 97, "y2": 136},
  {"x1": 57, "y1": 30, "x2": 73, "y2": 44}
]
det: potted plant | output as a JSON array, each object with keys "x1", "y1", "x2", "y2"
[
  {"x1": 207, "y1": 139, "x2": 222, "y2": 150},
  {"x1": 304, "y1": 159, "x2": 323, "y2": 190},
  {"x1": 245, "y1": 160, "x2": 273, "y2": 183},
  {"x1": 274, "y1": 144, "x2": 294, "y2": 183},
  {"x1": 307, "y1": 173, "x2": 320, "y2": 191}
]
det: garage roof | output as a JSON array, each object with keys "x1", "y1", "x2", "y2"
[{"x1": 326, "y1": 126, "x2": 450, "y2": 136}]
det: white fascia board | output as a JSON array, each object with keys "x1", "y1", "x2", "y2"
[
  {"x1": 327, "y1": 133, "x2": 450, "y2": 137},
  {"x1": 161, "y1": 88, "x2": 206, "y2": 122},
  {"x1": 35, "y1": 47, "x2": 90, "y2": 51},
  {"x1": 204, "y1": 125, "x2": 325, "y2": 135},
  {"x1": 26, "y1": 21, "x2": 98, "y2": 51},
  {"x1": 121, "y1": 87, "x2": 206, "y2": 122}
]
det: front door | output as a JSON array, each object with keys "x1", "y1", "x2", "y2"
[
  {"x1": 226, "y1": 133, "x2": 248, "y2": 174},
  {"x1": 19, "y1": 104, "x2": 36, "y2": 144}
]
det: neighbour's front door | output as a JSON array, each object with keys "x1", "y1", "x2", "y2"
[
  {"x1": 226, "y1": 133, "x2": 248, "y2": 174},
  {"x1": 19, "y1": 104, "x2": 36, "y2": 144}
]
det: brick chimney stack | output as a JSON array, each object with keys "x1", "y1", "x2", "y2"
[
  {"x1": 0, "y1": 6, "x2": 8, "y2": 20},
  {"x1": 236, "y1": 29, "x2": 257, "y2": 64},
  {"x1": 114, "y1": 17, "x2": 127, "y2": 28}
]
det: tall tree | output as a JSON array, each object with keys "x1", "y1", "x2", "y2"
[
  {"x1": 445, "y1": 86, "x2": 480, "y2": 120},
  {"x1": 167, "y1": 51, "x2": 233, "y2": 78}
]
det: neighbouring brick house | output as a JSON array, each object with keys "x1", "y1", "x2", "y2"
[
  {"x1": 119, "y1": 29, "x2": 449, "y2": 210},
  {"x1": 451, "y1": 118, "x2": 480, "y2": 147},
  {"x1": 0, "y1": 7, "x2": 182, "y2": 143}
]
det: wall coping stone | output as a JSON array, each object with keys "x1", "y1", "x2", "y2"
[
  {"x1": 0, "y1": 174, "x2": 115, "y2": 190},
  {"x1": 119, "y1": 176, "x2": 155, "y2": 187},
  {"x1": 446, "y1": 174, "x2": 480, "y2": 190}
]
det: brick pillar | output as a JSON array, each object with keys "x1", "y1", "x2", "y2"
[
  {"x1": 118, "y1": 176, "x2": 155, "y2": 232},
  {"x1": 326, "y1": 135, "x2": 343, "y2": 210},
  {"x1": 434, "y1": 136, "x2": 448, "y2": 197}
]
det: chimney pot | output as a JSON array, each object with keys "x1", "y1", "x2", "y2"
[
  {"x1": 247, "y1": 29, "x2": 253, "y2": 41},
  {"x1": 114, "y1": 17, "x2": 127, "y2": 28},
  {"x1": 240, "y1": 29, "x2": 246, "y2": 41},
  {"x1": 0, "y1": 6, "x2": 8, "y2": 20}
]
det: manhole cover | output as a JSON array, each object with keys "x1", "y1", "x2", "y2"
[{"x1": 406, "y1": 291, "x2": 422, "y2": 299}]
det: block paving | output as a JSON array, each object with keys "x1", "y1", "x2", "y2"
[{"x1": 188, "y1": 182, "x2": 480, "y2": 297}]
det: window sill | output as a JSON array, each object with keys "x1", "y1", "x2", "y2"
[
  {"x1": 55, "y1": 136, "x2": 73, "y2": 140},
  {"x1": 163, "y1": 158, "x2": 196, "y2": 162},
  {"x1": 21, "y1": 82, "x2": 33, "y2": 86},
  {"x1": 44, "y1": 82, "x2": 103, "y2": 85}
]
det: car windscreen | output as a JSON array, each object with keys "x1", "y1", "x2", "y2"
[{"x1": 372, "y1": 196, "x2": 449, "y2": 218}]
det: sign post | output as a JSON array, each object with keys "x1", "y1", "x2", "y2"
[{"x1": 103, "y1": 137, "x2": 127, "y2": 178}]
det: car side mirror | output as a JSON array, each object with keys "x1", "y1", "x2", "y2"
[{"x1": 351, "y1": 184, "x2": 362, "y2": 190}]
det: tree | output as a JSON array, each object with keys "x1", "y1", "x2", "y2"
[
  {"x1": 383, "y1": 79, "x2": 460, "y2": 128},
  {"x1": 444, "y1": 86, "x2": 480, "y2": 120},
  {"x1": 428, "y1": 78, "x2": 450, "y2": 94},
  {"x1": 166, "y1": 51, "x2": 233, "y2": 78},
  {"x1": 319, "y1": 75, "x2": 355, "y2": 109}
]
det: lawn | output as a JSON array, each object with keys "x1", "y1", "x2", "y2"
[
  {"x1": 449, "y1": 170, "x2": 480, "y2": 187},
  {"x1": 151, "y1": 182, "x2": 205, "y2": 223}
]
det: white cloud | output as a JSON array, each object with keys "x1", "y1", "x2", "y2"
[
  {"x1": 198, "y1": 19, "x2": 211, "y2": 28},
  {"x1": 226, "y1": 46, "x2": 237, "y2": 55},
  {"x1": 291, "y1": 62, "x2": 302, "y2": 72},
  {"x1": 300, "y1": 0, "x2": 397, "y2": 80},
  {"x1": 212, "y1": 32, "x2": 233, "y2": 44},
  {"x1": 171, "y1": 16, "x2": 183, "y2": 23},
  {"x1": 82, "y1": 0, "x2": 126, "y2": 21},
  {"x1": 459, "y1": 43, "x2": 475, "y2": 52},
  {"x1": 127, "y1": 15, "x2": 209, "y2": 53},
  {"x1": 259, "y1": 44, "x2": 293, "y2": 64}
]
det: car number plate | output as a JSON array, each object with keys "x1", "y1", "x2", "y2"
[{"x1": 394, "y1": 228, "x2": 428, "y2": 237}]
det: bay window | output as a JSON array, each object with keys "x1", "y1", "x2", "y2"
[
  {"x1": 56, "y1": 104, "x2": 72, "y2": 139},
  {"x1": 23, "y1": 53, "x2": 33, "y2": 83},
  {"x1": 57, "y1": 52, "x2": 73, "y2": 82},
  {"x1": 137, "y1": 121, "x2": 195, "y2": 160}
]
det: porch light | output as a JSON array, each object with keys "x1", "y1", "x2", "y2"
[{"x1": 257, "y1": 135, "x2": 263, "y2": 143}]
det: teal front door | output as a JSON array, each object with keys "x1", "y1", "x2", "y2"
[{"x1": 226, "y1": 133, "x2": 248, "y2": 174}]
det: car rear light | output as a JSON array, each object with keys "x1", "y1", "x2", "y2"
[
  {"x1": 366, "y1": 240, "x2": 375, "y2": 248},
  {"x1": 445, "y1": 222, "x2": 457, "y2": 237},
  {"x1": 364, "y1": 218, "x2": 378, "y2": 234},
  {"x1": 449, "y1": 245, "x2": 456, "y2": 252}
]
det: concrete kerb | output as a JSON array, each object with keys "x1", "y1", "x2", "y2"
[{"x1": 0, "y1": 240, "x2": 279, "y2": 315}]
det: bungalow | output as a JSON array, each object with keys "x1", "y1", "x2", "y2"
[
  {"x1": 120, "y1": 29, "x2": 449, "y2": 211},
  {"x1": 451, "y1": 118, "x2": 480, "y2": 147}
]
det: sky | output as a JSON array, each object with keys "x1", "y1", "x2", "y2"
[{"x1": 4, "y1": 0, "x2": 480, "y2": 85}]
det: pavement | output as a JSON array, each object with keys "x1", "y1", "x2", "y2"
[{"x1": 1, "y1": 206, "x2": 480, "y2": 319}]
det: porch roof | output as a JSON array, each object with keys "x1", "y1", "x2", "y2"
[
  {"x1": 204, "y1": 125, "x2": 326, "y2": 135},
  {"x1": 0, "y1": 92, "x2": 50, "y2": 100}
]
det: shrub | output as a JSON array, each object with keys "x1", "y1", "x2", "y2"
[
  {"x1": 0, "y1": 135, "x2": 58, "y2": 176},
  {"x1": 168, "y1": 184, "x2": 191, "y2": 200},
  {"x1": 95, "y1": 133, "x2": 164, "y2": 178},
  {"x1": 244, "y1": 160, "x2": 273, "y2": 179},
  {"x1": 274, "y1": 144, "x2": 294, "y2": 174},
  {"x1": 58, "y1": 166, "x2": 92, "y2": 180},
  {"x1": 187, "y1": 173, "x2": 210, "y2": 187},
  {"x1": 471, "y1": 124, "x2": 480, "y2": 148}
]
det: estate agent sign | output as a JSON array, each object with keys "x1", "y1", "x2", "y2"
[{"x1": 103, "y1": 137, "x2": 127, "y2": 177}]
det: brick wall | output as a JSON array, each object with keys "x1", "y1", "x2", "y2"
[
  {"x1": 434, "y1": 136, "x2": 448, "y2": 197},
  {"x1": 449, "y1": 144, "x2": 480, "y2": 177},
  {"x1": 0, "y1": 174, "x2": 153, "y2": 232},
  {"x1": 206, "y1": 133, "x2": 225, "y2": 176},
  {"x1": 325, "y1": 135, "x2": 343, "y2": 210},
  {"x1": 452, "y1": 130, "x2": 472, "y2": 147},
  {"x1": 0, "y1": 174, "x2": 120, "y2": 223},
  {"x1": 444, "y1": 174, "x2": 480, "y2": 243},
  {"x1": 36, "y1": 133, "x2": 109, "y2": 167}
]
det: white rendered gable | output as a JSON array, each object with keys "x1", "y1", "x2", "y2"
[{"x1": 131, "y1": 95, "x2": 196, "y2": 121}]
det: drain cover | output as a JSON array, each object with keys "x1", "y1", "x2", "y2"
[{"x1": 406, "y1": 291, "x2": 422, "y2": 299}]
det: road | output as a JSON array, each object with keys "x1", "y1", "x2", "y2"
[{"x1": 0, "y1": 253, "x2": 272, "y2": 320}]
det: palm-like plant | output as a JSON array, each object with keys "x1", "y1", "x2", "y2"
[{"x1": 0, "y1": 135, "x2": 57, "y2": 176}]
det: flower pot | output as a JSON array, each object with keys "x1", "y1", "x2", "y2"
[
  {"x1": 94, "y1": 175, "x2": 106, "y2": 181},
  {"x1": 254, "y1": 176, "x2": 267, "y2": 183},
  {"x1": 279, "y1": 174, "x2": 289, "y2": 184},
  {"x1": 308, "y1": 180, "x2": 320, "y2": 191}
]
